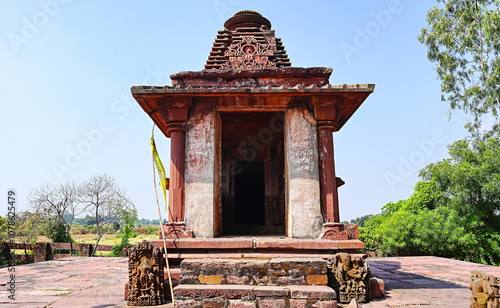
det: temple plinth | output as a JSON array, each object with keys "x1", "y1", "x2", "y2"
[{"x1": 132, "y1": 10, "x2": 374, "y2": 240}]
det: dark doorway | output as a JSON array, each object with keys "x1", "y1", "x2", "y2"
[
  {"x1": 234, "y1": 161, "x2": 265, "y2": 226},
  {"x1": 220, "y1": 112, "x2": 286, "y2": 236}
]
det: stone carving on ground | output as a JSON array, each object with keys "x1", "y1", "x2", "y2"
[
  {"x1": 126, "y1": 241, "x2": 166, "y2": 306},
  {"x1": 328, "y1": 253, "x2": 371, "y2": 303},
  {"x1": 470, "y1": 270, "x2": 500, "y2": 308}
]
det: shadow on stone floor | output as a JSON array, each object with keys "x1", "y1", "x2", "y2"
[{"x1": 368, "y1": 260, "x2": 467, "y2": 290}]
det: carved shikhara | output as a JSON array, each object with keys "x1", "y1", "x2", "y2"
[
  {"x1": 127, "y1": 241, "x2": 166, "y2": 306},
  {"x1": 221, "y1": 36, "x2": 276, "y2": 70},
  {"x1": 328, "y1": 253, "x2": 371, "y2": 303},
  {"x1": 470, "y1": 270, "x2": 500, "y2": 308}
]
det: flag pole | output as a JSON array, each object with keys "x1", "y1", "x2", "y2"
[{"x1": 151, "y1": 124, "x2": 175, "y2": 304}]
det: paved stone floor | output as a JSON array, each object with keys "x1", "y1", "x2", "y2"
[{"x1": 0, "y1": 256, "x2": 499, "y2": 307}]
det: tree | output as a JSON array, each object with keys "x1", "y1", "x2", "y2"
[
  {"x1": 361, "y1": 137, "x2": 500, "y2": 265},
  {"x1": 110, "y1": 205, "x2": 138, "y2": 257},
  {"x1": 418, "y1": 0, "x2": 500, "y2": 135},
  {"x1": 420, "y1": 137, "x2": 500, "y2": 233},
  {"x1": 79, "y1": 174, "x2": 135, "y2": 256},
  {"x1": 15, "y1": 211, "x2": 45, "y2": 246},
  {"x1": 28, "y1": 182, "x2": 80, "y2": 253},
  {"x1": 349, "y1": 214, "x2": 377, "y2": 227}
]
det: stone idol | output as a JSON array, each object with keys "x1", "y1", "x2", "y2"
[
  {"x1": 470, "y1": 270, "x2": 499, "y2": 308},
  {"x1": 328, "y1": 252, "x2": 371, "y2": 303},
  {"x1": 126, "y1": 241, "x2": 166, "y2": 306}
]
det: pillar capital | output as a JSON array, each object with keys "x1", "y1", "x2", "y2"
[
  {"x1": 166, "y1": 121, "x2": 186, "y2": 135},
  {"x1": 317, "y1": 120, "x2": 336, "y2": 131}
]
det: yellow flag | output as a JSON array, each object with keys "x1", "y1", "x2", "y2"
[{"x1": 151, "y1": 135, "x2": 169, "y2": 211}]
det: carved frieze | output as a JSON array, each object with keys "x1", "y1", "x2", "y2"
[
  {"x1": 221, "y1": 36, "x2": 276, "y2": 70},
  {"x1": 126, "y1": 241, "x2": 166, "y2": 306}
]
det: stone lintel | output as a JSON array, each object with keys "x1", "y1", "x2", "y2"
[{"x1": 171, "y1": 67, "x2": 332, "y2": 87}]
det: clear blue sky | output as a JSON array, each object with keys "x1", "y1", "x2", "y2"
[{"x1": 0, "y1": 0, "x2": 468, "y2": 222}]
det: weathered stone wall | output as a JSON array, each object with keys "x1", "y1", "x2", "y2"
[
  {"x1": 184, "y1": 102, "x2": 216, "y2": 238},
  {"x1": 285, "y1": 105, "x2": 323, "y2": 238},
  {"x1": 180, "y1": 258, "x2": 328, "y2": 286}
]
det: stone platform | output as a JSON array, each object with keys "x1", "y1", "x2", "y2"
[
  {"x1": 148, "y1": 237, "x2": 364, "y2": 263},
  {"x1": 174, "y1": 258, "x2": 335, "y2": 307},
  {"x1": 1, "y1": 256, "x2": 499, "y2": 307}
]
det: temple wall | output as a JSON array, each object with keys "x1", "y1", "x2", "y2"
[
  {"x1": 285, "y1": 105, "x2": 323, "y2": 238},
  {"x1": 184, "y1": 103, "x2": 216, "y2": 238}
]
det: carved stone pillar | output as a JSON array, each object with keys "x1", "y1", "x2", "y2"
[
  {"x1": 317, "y1": 120, "x2": 339, "y2": 223},
  {"x1": 314, "y1": 101, "x2": 352, "y2": 240},
  {"x1": 159, "y1": 100, "x2": 193, "y2": 238},
  {"x1": 166, "y1": 121, "x2": 186, "y2": 223}
]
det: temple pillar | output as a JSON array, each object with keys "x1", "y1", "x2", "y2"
[
  {"x1": 184, "y1": 103, "x2": 217, "y2": 238},
  {"x1": 159, "y1": 100, "x2": 193, "y2": 238},
  {"x1": 317, "y1": 120, "x2": 339, "y2": 223},
  {"x1": 285, "y1": 105, "x2": 323, "y2": 239},
  {"x1": 314, "y1": 101, "x2": 349, "y2": 240},
  {"x1": 166, "y1": 122, "x2": 186, "y2": 223}
]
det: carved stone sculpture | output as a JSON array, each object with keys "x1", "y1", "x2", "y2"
[
  {"x1": 470, "y1": 271, "x2": 500, "y2": 308},
  {"x1": 127, "y1": 241, "x2": 166, "y2": 306},
  {"x1": 328, "y1": 253, "x2": 371, "y2": 303},
  {"x1": 221, "y1": 35, "x2": 276, "y2": 70}
]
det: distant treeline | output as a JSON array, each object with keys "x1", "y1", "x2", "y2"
[{"x1": 68, "y1": 215, "x2": 166, "y2": 227}]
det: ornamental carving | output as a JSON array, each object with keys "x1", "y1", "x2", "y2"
[
  {"x1": 220, "y1": 36, "x2": 276, "y2": 70},
  {"x1": 126, "y1": 241, "x2": 166, "y2": 306},
  {"x1": 328, "y1": 253, "x2": 371, "y2": 303},
  {"x1": 470, "y1": 270, "x2": 500, "y2": 308},
  {"x1": 159, "y1": 222, "x2": 194, "y2": 239},
  {"x1": 320, "y1": 223, "x2": 359, "y2": 240}
]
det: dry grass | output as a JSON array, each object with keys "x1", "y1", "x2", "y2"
[{"x1": 36, "y1": 233, "x2": 159, "y2": 247}]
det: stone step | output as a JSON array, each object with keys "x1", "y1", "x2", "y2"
[
  {"x1": 165, "y1": 278, "x2": 180, "y2": 300},
  {"x1": 154, "y1": 237, "x2": 365, "y2": 266},
  {"x1": 164, "y1": 267, "x2": 181, "y2": 280},
  {"x1": 173, "y1": 284, "x2": 337, "y2": 307},
  {"x1": 180, "y1": 258, "x2": 328, "y2": 286}
]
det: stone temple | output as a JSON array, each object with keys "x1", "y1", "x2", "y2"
[
  {"x1": 130, "y1": 10, "x2": 377, "y2": 306},
  {"x1": 132, "y1": 10, "x2": 374, "y2": 243}
]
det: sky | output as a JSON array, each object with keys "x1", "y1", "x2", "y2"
[{"x1": 0, "y1": 0, "x2": 469, "y2": 223}]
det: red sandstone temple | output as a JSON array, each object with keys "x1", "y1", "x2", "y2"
[{"x1": 132, "y1": 11, "x2": 374, "y2": 244}]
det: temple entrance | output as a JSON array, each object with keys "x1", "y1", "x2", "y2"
[
  {"x1": 234, "y1": 161, "x2": 265, "y2": 226},
  {"x1": 220, "y1": 112, "x2": 286, "y2": 235}
]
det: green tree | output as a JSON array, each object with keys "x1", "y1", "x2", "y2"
[
  {"x1": 110, "y1": 206, "x2": 138, "y2": 257},
  {"x1": 418, "y1": 0, "x2": 500, "y2": 135},
  {"x1": 420, "y1": 137, "x2": 500, "y2": 233},
  {"x1": 361, "y1": 137, "x2": 500, "y2": 265}
]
